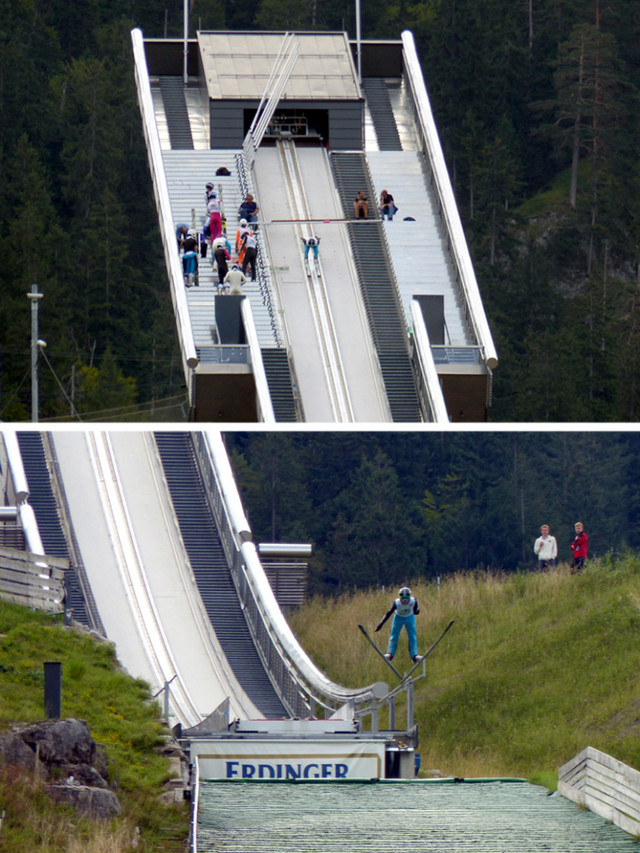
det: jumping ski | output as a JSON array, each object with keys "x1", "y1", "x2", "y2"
[
  {"x1": 399, "y1": 619, "x2": 455, "y2": 684},
  {"x1": 358, "y1": 624, "x2": 403, "y2": 680}
]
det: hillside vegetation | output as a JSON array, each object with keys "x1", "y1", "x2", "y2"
[
  {"x1": 1, "y1": 0, "x2": 640, "y2": 419},
  {"x1": 0, "y1": 600, "x2": 189, "y2": 853},
  {"x1": 289, "y1": 553, "x2": 640, "y2": 785},
  {"x1": 227, "y1": 431, "x2": 640, "y2": 595}
]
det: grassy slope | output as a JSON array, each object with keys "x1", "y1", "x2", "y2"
[
  {"x1": 5, "y1": 553, "x2": 639, "y2": 847},
  {"x1": 0, "y1": 601, "x2": 189, "y2": 853},
  {"x1": 289, "y1": 554, "x2": 640, "y2": 785}
]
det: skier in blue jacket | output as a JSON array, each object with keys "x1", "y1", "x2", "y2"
[{"x1": 375, "y1": 587, "x2": 420, "y2": 662}]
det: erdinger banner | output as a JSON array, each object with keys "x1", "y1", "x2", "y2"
[{"x1": 193, "y1": 739, "x2": 386, "y2": 781}]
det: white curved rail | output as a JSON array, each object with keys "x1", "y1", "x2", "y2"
[
  {"x1": 410, "y1": 300, "x2": 450, "y2": 423},
  {"x1": 240, "y1": 298, "x2": 276, "y2": 423},
  {"x1": 205, "y1": 431, "x2": 388, "y2": 709},
  {"x1": 3, "y1": 432, "x2": 30, "y2": 503},
  {"x1": 402, "y1": 30, "x2": 498, "y2": 371},
  {"x1": 3, "y1": 431, "x2": 45, "y2": 554},
  {"x1": 131, "y1": 28, "x2": 198, "y2": 377}
]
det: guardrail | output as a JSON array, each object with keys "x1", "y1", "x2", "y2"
[
  {"x1": 234, "y1": 153, "x2": 284, "y2": 349},
  {"x1": 401, "y1": 30, "x2": 498, "y2": 372},
  {"x1": 410, "y1": 301, "x2": 449, "y2": 423},
  {"x1": 558, "y1": 746, "x2": 640, "y2": 837},
  {"x1": 0, "y1": 545, "x2": 68, "y2": 612},
  {"x1": 431, "y1": 345, "x2": 484, "y2": 364},
  {"x1": 131, "y1": 28, "x2": 198, "y2": 406}
]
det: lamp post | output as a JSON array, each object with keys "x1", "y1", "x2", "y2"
[
  {"x1": 27, "y1": 284, "x2": 43, "y2": 422},
  {"x1": 355, "y1": 0, "x2": 362, "y2": 84},
  {"x1": 183, "y1": 0, "x2": 188, "y2": 85}
]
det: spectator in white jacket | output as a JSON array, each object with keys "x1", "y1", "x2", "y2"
[
  {"x1": 224, "y1": 264, "x2": 247, "y2": 295},
  {"x1": 533, "y1": 524, "x2": 558, "y2": 569}
]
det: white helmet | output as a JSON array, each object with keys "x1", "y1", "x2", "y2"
[{"x1": 239, "y1": 218, "x2": 248, "y2": 227}]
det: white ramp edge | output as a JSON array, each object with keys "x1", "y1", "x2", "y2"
[{"x1": 402, "y1": 30, "x2": 498, "y2": 370}]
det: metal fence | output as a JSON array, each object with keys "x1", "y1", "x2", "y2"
[
  {"x1": 559, "y1": 746, "x2": 640, "y2": 837},
  {"x1": 0, "y1": 545, "x2": 68, "y2": 613}
]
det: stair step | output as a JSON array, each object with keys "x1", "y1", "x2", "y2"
[{"x1": 362, "y1": 78, "x2": 402, "y2": 151}]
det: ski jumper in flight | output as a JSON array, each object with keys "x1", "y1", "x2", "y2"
[{"x1": 375, "y1": 587, "x2": 420, "y2": 662}]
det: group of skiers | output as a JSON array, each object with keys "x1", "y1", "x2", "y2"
[
  {"x1": 176, "y1": 179, "x2": 325, "y2": 290},
  {"x1": 175, "y1": 180, "x2": 260, "y2": 291},
  {"x1": 205, "y1": 182, "x2": 258, "y2": 293}
]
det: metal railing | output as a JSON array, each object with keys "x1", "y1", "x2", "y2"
[
  {"x1": 0, "y1": 544, "x2": 67, "y2": 613},
  {"x1": 234, "y1": 152, "x2": 284, "y2": 347},
  {"x1": 243, "y1": 34, "x2": 299, "y2": 168},
  {"x1": 432, "y1": 345, "x2": 484, "y2": 364},
  {"x1": 196, "y1": 345, "x2": 249, "y2": 364}
]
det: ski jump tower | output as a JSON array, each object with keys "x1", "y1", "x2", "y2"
[{"x1": 132, "y1": 29, "x2": 498, "y2": 423}]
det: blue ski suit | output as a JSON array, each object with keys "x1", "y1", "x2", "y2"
[{"x1": 375, "y1": 596, "x2": 419, "y2": 659}]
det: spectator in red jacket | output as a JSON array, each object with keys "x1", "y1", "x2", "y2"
[{"x1": 570, "y1": 521, "x2": 588, "y2": 573}]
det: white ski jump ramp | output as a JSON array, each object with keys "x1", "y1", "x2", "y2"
[
  {"x1": 253, "y1": 144, "x2": 390, "y2": 422},
  {"x1": 51, "y1": 430, "x2": 261, "y2": 728}
]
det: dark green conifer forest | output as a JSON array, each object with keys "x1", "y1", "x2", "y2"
[
  {"x1": 225, "y1": 431, "x2": 640, "y2": 592},
  {"x1": 1, "y1": 0, "x2": 639, "y2": 419}
]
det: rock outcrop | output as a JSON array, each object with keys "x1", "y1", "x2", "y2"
[{"x1": 0, "y1": 718, "x2": 121, "y2": 820}]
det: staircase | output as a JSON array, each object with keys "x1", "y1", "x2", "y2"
[
  {"x1": 261, "y1": 348, "x2": 299, "y2": 422},
  {"x1": 330, "y1": 153, "x2": 422, "y2": 422},
  {"x1": 362, "y1": 78, "x2": 402, "y2": 151},
  {"x1": 154, "y1": 432, "x2": 287, "y2": 718},
  {"x1": 15, "y1": 433, "x2": 90, "y2": 626},
  {"x1": 162, "y1": 151, "x2": 284, "y2": 351},
  {"x1": 159, "y1": 77, "x2": 194, "y2": 150}
]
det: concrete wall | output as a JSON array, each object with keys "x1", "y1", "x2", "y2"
[
  {"x1": 439, "y1": 373, "x2": 488, "y2": 422},
  {"x1": 194, "y1": 368, "x2": 258, "y2": 422}
]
